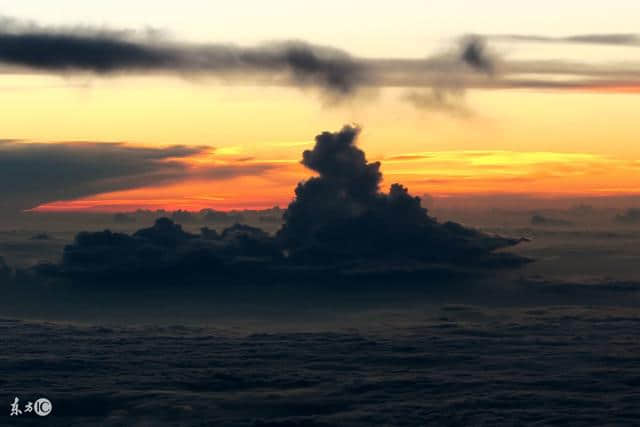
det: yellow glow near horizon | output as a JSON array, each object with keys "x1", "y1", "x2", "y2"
[
  {"x1": 33, "y1": 147, "x2": 640, "y2": 212},
  {"x1": 1, "y1": 3, "x2": 640, "y2": 212},
  {"x1": 2, "y1": 74, "x2": 640, "y2": 212}
]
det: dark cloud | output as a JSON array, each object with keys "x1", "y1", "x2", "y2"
[
  {"x1": 460, "y1": 36, "x2": 495, "y2": 74},
  {"x1": 38, "y1": 125, "x2": 527, "y2": 283},
  {"x1": 401, "y1": 37, "x2": 496, "y2": 114},
  {"x1": 0, "y1": 17, "x2": 503, "y2": 113},
  {"x1": 44, "y1": 217, "x2": 282, "y2": 281},
  {"x1": 277, "y1": 125, "x2": 524, "y2": 265},
  {"x1": 566, "y1": 34, "x2": 640, "y2": 45},
  {"x1": 7, "y1": 17, "x2": 640, "y2": 110},
  {"x1": 0, "y1": 17, "x2": 365, "y2": 95},
  {"x1": 368, "y1": 36, "x2": 640, "y2": 94},
  {"x1": 489, "y1": 33, "x2": 640, "y2": 46},
  {"x1": 30, "y1": 232, "x2": 52, "y2": 240},
  {"x1": 449, "y1": 34, "x2": 640, "y2": 92},
  {"x1": 0, "y1": 140, "x2": 274, "y2": 212},
  {"x1": 2, "y1": 17, "x2": 640, "y2": 101}
]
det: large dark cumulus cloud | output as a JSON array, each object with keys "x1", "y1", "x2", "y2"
[
  {"x1": 42, "y1": 125, "x2": 526, "y2": 284},
  {"x1": 278, "y1": 125, "x2": 521, "y2": 264},
  {"x1": 0, "y1": 141, "x2": 273, "y2": 213}
]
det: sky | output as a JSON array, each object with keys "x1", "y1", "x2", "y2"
[{"x1": 1, "y1": 1, "x2": 640, "y2": 212}]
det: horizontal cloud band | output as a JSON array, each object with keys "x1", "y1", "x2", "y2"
[
  {"x1": 0, "y1": 140, "x2": 274, "y2": 212},
  {"x1": 1, "y1": 17, "x2": 640, "y2": 115}
]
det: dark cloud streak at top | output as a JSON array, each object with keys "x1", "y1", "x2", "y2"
[
  {"x1": 0, "y1": 17, "x2": 366, "y2": 94},
  {"x1": 2, "y1": 17, "x2": 640, "y2": 108},
  {"x1": 0, "y1": 16, "x2": 499, "y2": 99}
]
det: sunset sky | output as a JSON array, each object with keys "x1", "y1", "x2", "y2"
[{"x1": 1, "y1": 0, "x2": 640, "y2": 212}]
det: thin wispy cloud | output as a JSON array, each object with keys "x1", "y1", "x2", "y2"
[{"x1": 487, "y1": 33, "x2": 640, "y2": 46}]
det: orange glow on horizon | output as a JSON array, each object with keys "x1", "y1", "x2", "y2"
[{"x1": 33, "y1": 149, "x2": 640, "y2": 212}]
